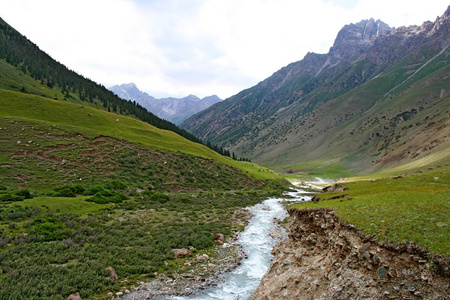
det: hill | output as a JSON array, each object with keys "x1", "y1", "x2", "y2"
[
  {"x1": 180, "y1": 7, "x2": 450, "y2": 175},
  {"x1": 109, "y1": 83, "x2": 222, "y2": 125}
]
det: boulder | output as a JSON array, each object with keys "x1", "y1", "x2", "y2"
[
  {"x1": 172, "y1": 248, "x2": 192, "y2": 258},
  {"x1": 322, "y1": 183, "x2": 347, "y2": 193},
  {"x1": 311, "y1": 195, "x2": 321, "y2": 203},
  {"x1": 106, "y1": 266, "x2": 118, "y2": 280},
  {"x1": 214, "y1": 233, "x2": 224, "y2": 241},
  {"x1": 67, "y1": 292, "x2": 81, "y2": 300}
]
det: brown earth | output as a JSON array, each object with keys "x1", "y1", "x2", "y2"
[{"x1": 250, "y1": 208, "x2": 449, "y2": 300}]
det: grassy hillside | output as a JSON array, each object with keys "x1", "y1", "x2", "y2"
[
  {"x1": 263, "y1": 60, "x2": 450, "y2": 176},
  {"x1": 0, "y1": 88, "x2": 282, "y2": 190},
  {"x1": 0, "y1": 88, "x2": 287, "y2": 299}
]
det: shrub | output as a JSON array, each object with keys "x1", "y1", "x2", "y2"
[
  {"x1": 0, "y1": 194, "x2": 24, "y2": 202},
  {"x1": 178, "y1": 197, "x2": 192, "y2": 204},
  {"x1": 106, "y1": 180, "x2": 126, "y2": 190},
  {"x1": 85, "y1": 185, "x2": 105, "y2": 196},
  {"x1": 52, "y1": 185, "x2": 85, "y2": 197},
  {"x1": 15, "y1": 189, "x2": 33, "y2": 199},
  {"x1": 53, "y1": 187, "x2": 76, "y2": 197},
  {"x1": 32, "y1": 217, "x2": 70, "y2": 241},
  {"x1": 150, "y1": 192, "x2": 170, "y2": 203},
  {"x1": 85, "y1": 190, "x2": 128, "y2": 204},
  {"x1": 72, "y1": 185, "x2": 85, "y2": 195}
]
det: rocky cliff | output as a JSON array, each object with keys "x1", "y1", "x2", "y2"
[{"x1": 250, "y1": 209, "x2": 449, "y2": 299}]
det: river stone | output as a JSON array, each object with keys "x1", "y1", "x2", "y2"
[{"x1": 378, "y1": 267, "x2": 386, "y2": 279}]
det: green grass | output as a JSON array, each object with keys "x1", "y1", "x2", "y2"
[
  {"x1": 0, "y1": 88, "x2": 280, "y2": 185},
  {"x1": 274, "y1": 156, "x2": 352, "y2": 179},
  {"x1": 290, "y1": 163, "x2": 450, "y2": 257},
  {"x1": 0, "y1": 59, "x2": 68, "y2": 101},
  {"x1": 0, "y1": 89, "x2": 219, "y2": 158},
  {"x1": 14, "y1": 196, "x2": 112, "y2": 215}
]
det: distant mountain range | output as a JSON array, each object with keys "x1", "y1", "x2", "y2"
[
  {"x1": 109, "y1": 83, "x2": 221, "y2": 124},
  {"x1": 180, "y1": 6, "x2": 450, "y2": 174}
]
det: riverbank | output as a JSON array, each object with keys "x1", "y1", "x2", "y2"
[
  {"x1": 120, "y1": 208, "x2": 252, "y2": 300},
  {"x1": 250, "y1": 208, "x2": 450, "y2": 299},
  {"x1": 119, "y1": 180, "x2": 319, "y2": 300}
]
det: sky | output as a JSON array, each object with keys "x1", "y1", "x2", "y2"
[{"x1": 0, "y1": 0, "x2": 448, "y2": 99}]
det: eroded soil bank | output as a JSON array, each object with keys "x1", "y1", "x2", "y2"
[{"x1": 250, "y1": 208, "x2": 449, "y2": 299}]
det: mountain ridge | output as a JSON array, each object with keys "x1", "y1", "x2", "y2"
[
  {"x1": 180, "y1": 6, "x2": 450, "y2": 174},
  {"x1": 109, "y1": 83, "x2": 221, "y2": 125}
]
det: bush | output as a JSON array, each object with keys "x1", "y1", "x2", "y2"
[
  {"x1": 85, "y1": 185, "x2": 105, "y2": 196},
  {"x1": 178, "y1": 197, "x2": 192, "y2": 204},
  {"x1": 15, "y1": 189, "x2": 33, "y2": 199},
  {"x1": 106, "y1": 180, "x2": 126, "y2": 190},
  {"x1": 53, "y1": 187, "x2": 76, "y2": 197},
  {"x1": 52, "y1": 185, "x2": 85, "y2": 197},
  {"x1": 32, "y1": 217, "x2": 70, "y2": 241},
  {"x1": 0, "y1": 194, "x2": 24, "y2": 202},
  {"x1": 72, "y1": 185, "x2": 85, "y2": 195},
  {"x1": 85, "y1": 190, "x2": 128, "y2": 204},
  {"x1": 150, "y1": 192, "x2": 170, "y2": 203}
]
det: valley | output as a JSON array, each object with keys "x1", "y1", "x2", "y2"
[{"x1": 0, "y1": 5, "x2": 449, "y2": 300}]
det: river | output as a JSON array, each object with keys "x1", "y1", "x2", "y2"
[{"x1": 176, "y1": 182, "x2": 315, "y2": 300}]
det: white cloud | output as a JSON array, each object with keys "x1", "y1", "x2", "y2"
[{"x1": 0, "y1": 0, "x2": 448, "y2": 98}]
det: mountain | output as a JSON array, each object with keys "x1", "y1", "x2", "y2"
[
  {"x1": 109, "y1": 83, "x2": 222, "y2": 125},
  {"x1": 180, "y1": 7, "x2": 450, "y2": 174}
]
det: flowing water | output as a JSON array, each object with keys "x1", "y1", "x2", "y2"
[{"x1": 177, "y1": 183, "x2": 314, "y2": 300}]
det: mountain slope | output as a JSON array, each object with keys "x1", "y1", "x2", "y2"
[
  {"x1": 181, "y1": 7, "x2": 450, "y2": 174},
  {"x1": 0, "y1": 17, "x2": 207, "y2": 148},
  {"x1": 0, "y1": 89, "x2": 281, "y2": 191},
  {"x1": 109, "y1": 83, "x2": 221, "y2": 125}
]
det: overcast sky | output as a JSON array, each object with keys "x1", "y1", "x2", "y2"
[{"x1": 0, "y1": 0, "x2": 448, "y2": 99}]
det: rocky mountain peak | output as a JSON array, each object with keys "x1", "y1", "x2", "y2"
[
  {"x1": 329, "y1": 18, "x2": 391, "y2": 60},
  {"x1": 110, "y1": 82, "x2": 154, "y2": 101},
  {"x1": 431, "y1": 5, "x2": 450, "y2": 34},
  {"x1": 109, "y1": 83, "x2": 221, "y2": 124}
]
